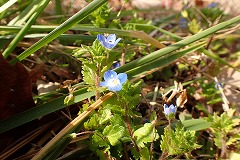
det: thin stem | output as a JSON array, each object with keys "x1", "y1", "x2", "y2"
[
  {"x1": 125, "y1": 106, "x2": 140, "y2": 152},
  {"x1": 159, "y1": 150, "x2": 168, "y2": 160},
  {"x1": 150, "y1": 118, "x2": 157, "y2": 160},
  {"x1": 116, "y1": 93, "x2": 140, "y2": 152},
  {"x1": 168, "y1": 118, "x2": 171, "y2": 127},
  {"x1": 121, "y1": 47, "x2": 126, "y2": 66},
  {"x1": 106, "y1": 49, "x2": 109, "y2": 65},
  {"x1": 122, "y1": 143, "x2": 130, "y2": 160},
  {"x1": 220, "y1": 134, "x2": 227, "y2": 158},
  {"x1": 95, "y1": 63, "x2": 101, "y2": 100}
]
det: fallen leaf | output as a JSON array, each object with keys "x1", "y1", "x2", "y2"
[{"x1": 0, "y1": 54, "x2": 35, "y2": 152}]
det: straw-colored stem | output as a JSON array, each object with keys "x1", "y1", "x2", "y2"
[{"x1": 31, "y1": 92, "x2": 114, "y2": 160}]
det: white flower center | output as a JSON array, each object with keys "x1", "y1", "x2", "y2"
[
  {"x1": 108, "y1": 40, "x2": 114, "y2": 44},
  {"x1": 111, "y1": 78, "x2": 120, "y2": 85}
]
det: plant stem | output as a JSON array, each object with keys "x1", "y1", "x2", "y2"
[
  {"x1": 123, "y1": 143, "x2": 130, "y2": 160},
  {"x1": 220, "y1": 134, "x2": 227, "y2": 158},
  {"x1": 95, "y1": 63, "x2": 101, "y2": 100},
  {"x1": 121, "y1": 47, "x2": 126, "y2": 66},
  {"x1": 159, "y1": 150, "x2": 168, "y2": 160},
  {"x1": 116, "y1": 93, "x2": 140, "y2": 152},
  {"x1": 150, "y1": 118, "x2": 157, "y2": 160},
  {"x1": 125, "y1": 105, "x2": 140, "y2": 152}
]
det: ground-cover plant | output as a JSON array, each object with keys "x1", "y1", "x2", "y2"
[{"x1": 0, "y1": 0, "x2": 240, "y2": 159}]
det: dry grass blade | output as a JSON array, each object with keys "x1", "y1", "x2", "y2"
[{"x1": 31, "y1": 92, "x2": 114, "y2": 160}]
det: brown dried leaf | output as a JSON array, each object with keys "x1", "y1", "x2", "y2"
[
  {"x1": 0, "y1": 54, "x2": 35, "y2": 152},
  {"x1": 0, "y1": 54, "x2": 35, "y2": 120},
  {"x1": 176, "y1": 89, "x2": 188, "y2": 108}
]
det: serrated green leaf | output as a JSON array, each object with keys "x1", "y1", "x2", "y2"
[
  {"x1": 82, "y1": 65, "x2": 95, "y2": 86},
  {"x1": 84, "y1": 114, "x2": 98, "y2": 130},
  {"x1": 133, "y1": 123, "x2": 159, "y2": 148},
  {"x1": 92, "y1": 132, "x2": 109, "y2": 148},
  {"x1": 131, "y1": 148, "x2": 140, "y2": 160},
  {"x1": 160, "y1": 125, "x2": 201, "y2": 155},
  {"x1": 140, "y1": 147, "x2": 150, "y2": 160},
  {"x1": 99, "y1": 109, "x2": 112, "y2": 125},
  {"x1": 103, "y1": 124, "x2": 125, "y2": 146}
]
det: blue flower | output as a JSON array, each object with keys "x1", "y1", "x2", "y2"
[
  {"x1": 179, "y1": 17, "x2": 188, "y2": 28},
  {"x1": 208, "y1": 2, "x2": 218, "y2": 8},
  {"x1": 97, "y1": 34, "x2": 121, "y2": 49},
  {"x1": 112, "y1": 61, "x2": 120, "y2": 69},
  {"x1": 100, "y1": 70, "x2": 127, "y2": 92},
  {"x1": 163, "y1": 104, "x2": 177, "y2": 116}
]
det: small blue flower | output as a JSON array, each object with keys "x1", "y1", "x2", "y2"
[
  {"x1": 163, "y1": 104, "x2": 177, "y2": 116},
  {"x1": 100, "y1": 70, "x2": 127, "y2": 92},
  {"x1": 179, "y1": 17, "x2": 188, "y2": 28},
  {"x1": 208, "y1": 2, "x2": 218, "y2": 8},
  {"x1": 97, "y1": 34, "x2": 121, "y2": 49},
  {"x1": 112, "y1": 61, "x2": 120, "y2": 69}
]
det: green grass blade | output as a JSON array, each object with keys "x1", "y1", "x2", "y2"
[
  {"x1": 116, "y1": 15, "x2": 240, "y2": 73},
  {"x1": 200, "y1": 48, "x2": 240, "y2": 71},
  {"x1": 0, "y1": 0, "x2": 18, "y2": 14},
  {"x1": 182, "y1": 119, "x2": 211, "y2": 131},
  {"x1": 133, "y1": 24, "x2": 239, "y2": 72},
  {"x1": 126, "y1": 42, "x2": 206, "y2": 80},
  {"x1": 8, "y1": 0, "x2": 42, "y2": 26},
  {"x1": 54, "y1": 0, "x2": 63, "y2": 23},
  {"x1": 2, "y1": 0, "x2": 51, "y2": 59},
  {"x1": 0, "y1": 24, "x2": 165, "y2": 52},
  {"x1": 9, "y1": 0, "x2": 108, "y2": 65}
]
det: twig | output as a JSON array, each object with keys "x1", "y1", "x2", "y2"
[{"x1": 150, "y1": 82, "x2": 159, "y2": 112}]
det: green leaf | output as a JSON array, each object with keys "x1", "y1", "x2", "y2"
[
  {"x1": 182, "y1": 118, "x2": 211, "y2": 131},
  {"x1": 181, "y1": 10, "x2": 188, "y2": 18},
  {"x1": 188, "y1": 18, "x2": 201, "y2": 34},
  {"x1": 92, "y1": 131, "x2": 109, "y2": 148},
  {"x1": 160, "y1": 124, "x2": 201, "y2": 155},
  {"x1": 84, "y1": 114, "x2": 98, "y2": 130},
  {"x1": 133, "y1": 123, "x2": 159, "y2": 148},
  {"x1": 140, "y1": 147, "x2": 150, "y2": 160},
  {"x1": 82, "y1": 65, "x2": 96, "y2": 86},
  {"x1": 99, "y1": 109, "x2": 112, "y2": 125},
  {"x1": 103, "y1": 124, "x2": 125, "y2": 146}
]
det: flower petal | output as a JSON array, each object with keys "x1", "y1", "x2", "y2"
[
  {"x1": 97, "y1": 34, "x2": 106, "y2": 44},
  {"x1": 97, "y1": 34, "x2": 112, "y2": 49},
  {"x1": 163, "y1": 104, "x2": 169, "y2": 109},
  {"x1": 104, "y1": 70, "x2": 117, "y2": 82},
  {"x1": 108, "y1": 84, "x2": 122, "y2": 92},
  {"x1": 100, "y1": 81, "x2": 110, "y2": 87},
  {"x1": 114, "y1": 38, "x2": 121, "y2": 45},
  {"x1": 106, "y1": 34, "x2": 116, "y2": 43},
  {"x1": 117, "y1": 73, "x2": 127, "y2": 84},
  {"x1": 169, "y1": 104, "x2": 177, "y2": 113},
  {"x1": 112, "y1": 62, "x2": 120, "y2": 69}
]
